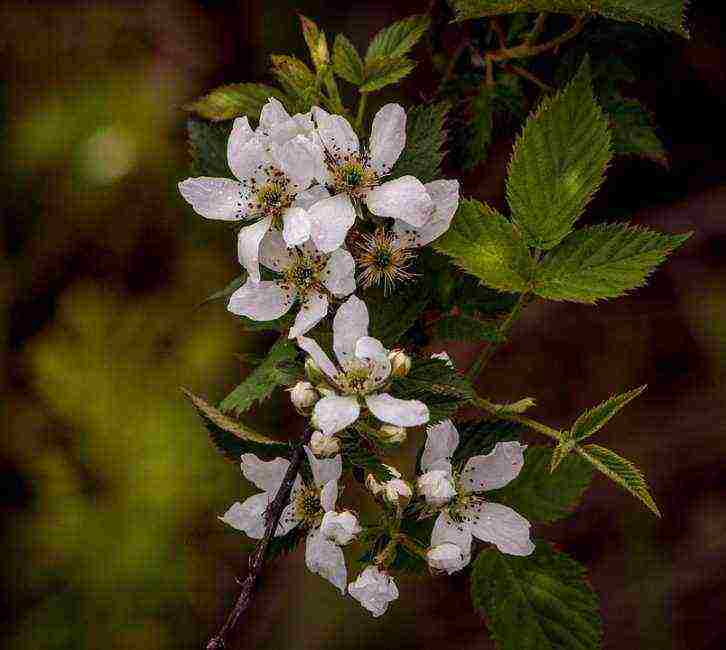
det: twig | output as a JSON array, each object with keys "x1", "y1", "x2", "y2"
[
  {"x1": 490, "y1": 18, "x2": 507, "y2": 49},
  {"x1": 206, "y1": 429, "x2": 312, "y2": 650},
  {"x1": 526, "y1": 12, "x2": 548, "y2": 45},
  {"x1": 501, "y1": 63, "x2": 554, "y2": 93}
]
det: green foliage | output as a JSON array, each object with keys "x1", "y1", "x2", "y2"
[
  {"x1": 187, "y1": 119, "x2": 233, "y2": 178},
  {"x1": 270, "y1": 55, "x2": 317, "y2": 110},
  {"x1": 392, "y1": 102, "x2": 450, "y2": 184},
  {"x1": 570, "y1": 385, "x2": 646, "y2": 441},
  {"x1": 360, "y1": 57, "x2": 417, "y2": 93},
  {"x1": 453, "y1": 418, "x2": 522, "y2": 465},
  {"x1": 182, "y1": 389, "x2": 289, "y2": 462},
  {"x1": 367, "y1": 281, "x2": 431, "y2": 348},
  {"x1": 339, "y1": 430, "x2": 394, "y2": 482},
  {"x1": 198, "y1": 274, "x2": 245, "y2": 307},
  {"x1": 434, "y1": 199, "x2": 534, "y2": 293},
  {"x1": 507, "y1": 59, "x2": 612, "y2": 250},
  {"x1": 452, "y1": 0, "x2": 689, "y2": 36},
  {"x1": 298, "y1": 14, "x2": 329, "y2": 72},
  {"x1": 604, "y1": 94, "x2": 668, "y2": 165},
  {"x1": 333, "y1": 34, "x2": 365, "y2": 85},
  {"x1": 365, "y1": 14, "x2": 431, "y2": 62},
  {"x1": 218, "y1": 337, "x2": 299, "y2": 416},
  {"x1": 267, "y1": 525, "x2": 307, "y2": 560},
  {"x1": 534, "y1": 224, "x2": 692, "y2": 303},
  {"x1": 487, "y1": 446, "x2": 593, "y2": 523},
  {"x1": 184, "y1": 83, "x2": 284, "y2": 122},
  {"x1": 577, "y1": 444, "x2": 661, "y2": 516},
  {"x1": 471, "y1": 542, "x2": 602, "y2": 650},
  {"x1": 432, "y1": 314, "x2": 503, "y2": 344}
]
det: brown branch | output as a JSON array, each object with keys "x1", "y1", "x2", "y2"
[
  {"x1": 526, "y1": 12, "x2": 548, "y2": 45},
  {"x1": 501, "y1": 63, "x2": 554, "y2": 93},
  {"x1": 490, "y1": 18, "x2": 507, "y2": 49},
  {"x1": 206, "y1": 429, "x2": 312, "y2": 650}
]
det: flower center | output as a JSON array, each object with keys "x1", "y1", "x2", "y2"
[
  {"x1": 294, "y1": 486, "x2": 322, "y2": 526},
  {"x1": 355, "y1": 227, "x2": 416, "y2": 294},
  {"x1": 330, "y1": 157, "x2": 378, "y2": 198},
  {"x1": 281, "y1": 250, "x2": 327, "y2": 297},
  {"x1": 241, "y1": 165, "x2": 294, "y2": 224}
]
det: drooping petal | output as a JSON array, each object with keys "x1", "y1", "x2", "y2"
[
  {"x1": 259, "y1": 229, "x2": 293, "y2": 272},
  {"x1": 240, "y1": 454, "x2": 292, "y2": 492},
  {"x1": 461, "y1": 441, "x2": 526, "y2": 494},
  {"x1": 228, "y1": 136, "x2": 270, "y2": 184},
  {"x1": 294, "y1": 184, "x2": 330, "y2": 211},
  {"x1": 296, "y1": 336, "x2": 339, "y2": 380},
  {"x1": 355, "y1": 336, "x2": 391, "y2": 386},
  {"x1": 365, "y1": 393, "x2": 429, "y2": 427},
  {"x1": 228, "y1": 279, "x2": 294, "y2": 321},
  {"x1": 365, "y1": 176, "x2": 434, "y2": 226},
  {"x1": 308, "y1": 193, "x2": 356, "y2": 253},
  {"x1": 428, "y1": 511, "x2": 472, "y2": 574},
  {"x1": 275, "y1": 134, "x2": 317, "y2": 190},
  {"x1": 259, "y1": 97, "x2": 291, "y2": 133},
  {"x1": 319, "y1": 479, "x2": 338, "y2": 512},
  {"x1": 237, "y1": 216, "x2": 272, "y2": 282},
  {"x1": 227, "y1": 117, "x2": 255, "y2": 166},
  {"x1": 393, "y1": 179, "x2": 460, "y2": 248},
  {"x1": 467, "y1": 501, "x2": 535, "y2": 557},
  {"x1": 281, "y1": 206, "x2": 311, "y2": 247},
  {"x1": 368, "y1": 103, "x2": 406, "y2": 176},
  {"x1": 305, "y1": 528, "x2": 347, "y2": 594},
  {"x1": 312, "y1": 394, "x2": 361, "y2": 435},
  {"x1": 316, "y1": 112, "x2": 359, "y2": 162},
  {"x1": 178, "y1": 177, "x2": 244, "y2": 221},
  {"x1": 289, "y1": 291, "x2": 328, "y2": 339},
  {"x1": 421, "y1": 419, "x2": 460, "y2": 473},
  {"x1": 219, "y1": 493, "x2": 270, "y2": 540},
  {"x1": 322, "y1": 249, "x2": 356, "y2": 297},
  {"x1": 332, "y1": 294, "x2": 369, "y2": 366}
]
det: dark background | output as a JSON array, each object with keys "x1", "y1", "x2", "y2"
[{"x1": 1, "y1": 1, "x2": 725, "y2": 648}]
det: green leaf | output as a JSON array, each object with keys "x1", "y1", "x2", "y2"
[
  {"x1": 463, "y1": 85, "x2": 494, "y2": 170},
  {"x1": 365, "y1": 14, "x2": 431, "y2": 62},
  {"x1": 487, "y1": 446, "x2": 593, "y2": 523},
  {"x1": 507, "y1": 58, "x2": 612, "y2": 250},
  {"x1": 434, "y1": 199, "x2": 534, "y2": 293},
  {"x1": 197, "y1": 274, "x2": 245, "y2": 307},
  {"x1": 270, "y1": 55, "x2": 317, "y2": 107},
  {"x1": 181, "y1": 388, "x2": 288, "y2": 461},
  {"x1": 392, "y1": 102, "x2": 449, "y2": 184},
  {"x1": 367, "y1": 281, "x2": 431, "y2": 348},
  {"x1": 340, "y1": 430, "x2": 394, "y2": 483},
  {"x1": 577, "y1": 444, "x2": 661, "y2": 516},
  {"x1": 298, "y1": 14, "x2": 329, "y2": 71},
  {"x1": 452, "y1": 0, "x2": 689, "y2": 36},
  {"x1": 534, "y1": 224, "x2": 692, "y2": 303},
  {"x1": 570, "y1": 385, "x2": 646, "y2": 441},
  {"x1": 604, "y1": 95, "x2": 668, "y2": 165},
  {"x1": 471, "y1": 542, "x2": 602, "y2": 650},
  {"x1": 360, "y1": 56, "x2": 416, "y2": 93},
  {"x1": 432, "y1": 314, "x2": 502, "y2": 344},
  {"x1": 187, "y1": 119, "x2": 233, "y2": 178},
  {"x1": 333, "y1": 34, "x2": 365, "y2": 85},
  {"x1": 219, "y1": 337, "x2": 299, "y2": 416},
  {"x1": 185, "y1": 83, "x2": 284, "y2": 122}
]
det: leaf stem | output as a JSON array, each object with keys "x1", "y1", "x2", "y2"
[
  {"x1": 501, "y1": 63, "x2": 554, "y2": 92},
  {"x1": 473, "y1": 396, "x2": 562, "y2": 442},
  {"x1": 355, "y1": 92, "x2": 369, "y2": 133},
  {"x1": 485, "y1": 15, "x2": 586, "y2": 63}
]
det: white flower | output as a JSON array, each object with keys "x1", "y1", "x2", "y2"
[
  {"x1": 366, "y1": 465, "x2": 412, "y2": 505},
  {"x1": 299, "y1": 104, "x2": 442, "y2": 253},
  {"x1": 296, "y1": 295, "x2": 429, "y2": 435},
  {"x1": 418, "y1": 420, "x2": 534, "y2": 574},
  {"x1": 227, "y1": 231, "x2": 356, "y2": 338},
  {"x1": 348, "y1": 565, "x2": 399, "y2": 617},
  {"x1": 220, "y1": 448, "x2": 358, "y2": 594},
  {"x1": 178, "y1": 98, "x2": 327, "y2": 282},
  {"x1": 310, "y1": 430, "x2": 340, "y2": 457},
  {"x1": 289, "y1": 381, "x2": 319, "y2": 409}
]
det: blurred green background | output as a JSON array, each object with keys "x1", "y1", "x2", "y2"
[{"x1": 1, "y1": 1, "x2": 725, "y2": 649}]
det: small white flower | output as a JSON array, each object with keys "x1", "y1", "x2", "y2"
[
  {"x1": 418, "y1": 420, "x2": 534, "y2": 574},
  {"x1": 310, "y1": 431, "x2": 340, "y2": 457},
  {"x1": 289, "y1": 381, "x2": 319, "y2": 409},
  {"x1": 367, "y1": 466, "x2": 412, "y2": 505},
  {"x1": 178, "y1": 98, "x2": 327, "y2": 282},
  {"x1": 297, "y1": 295, "x2": 429, "y2": 435},
  {"x1": 348, "y1": 565, "x2": 399, "y2": 617},
  {"x1": 320, "y1": 510, "x2": 361, "y2": 546},
  {"x1": 228, "y1": 232, "x2": 356, "y2": 338},
  {"x1": 388, "y1": 350, "x2": 412, "y2": 378},
  {"x1": 377, "y1": 424, "x2": 407, "y2": 445},
  {"x1": 430, "y1": 351, "x2": 454, "y2": 368}
]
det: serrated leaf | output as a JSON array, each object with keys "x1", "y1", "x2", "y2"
[
  {"x1": 534, "y1": 224, "x2": 692, "y2": 303},
  {"x1": 270, "y1": 55, "x2": 317, "y2": 107},
  {"x1": 218, "y1": 337, "x2": 299, "y2": 416},
  {"x1": 181, "y1": 388, "x2": 288, "y2": 461},
  {"x1": 452, "y1": 0, "x2": 689, "y2": 36},
  {"x1": 432, "y1": 314, "x2": 502, "y2": 344},
  {"x1": 298, "y1": 14, "x2": 329, "y2": 71},
  {"x1": 197, "y1": 274, "x2": 245, "y2": 307},
  {"x1": 367, "y1": 281, "x2": 431, "y2": 348},
  {"x1": 333, "y1": 34, "x2": 365, "y2": 85},
  {"x1": 185, "y1": 83, "x2": 284, "y2": 122},
  {"x1": 487, "y1": 446, "x2": 593, "y2": 523},
  {"x1": 187, "y1": 119, "x2": 233, "y2": 178},
  {"x1": 392, "y1": 102, "x2": 449, "y2": 184},
  {"x1": 360, "y1": 56, "x2": 416, "y2": 93},
  {"x1": 604, "y1": 94, "x2": 668, "y2": 165},
  {"x1": 365, "y1": 14, "x2": 431, "y2": 63},
  {"x1": 463, "y1": 85, "x2": 494, "y2": 170},
  {"x1": 507, "y1": 58, "x2": 612, "y2": 250},
  {"x1": 434, "y1": 199, "x2": 534, "y2": 293},
  {"x1": 471, "y1": 542, "x2": 602, "y2": 650},
  {"x1": 577, "y1": 444, "x2": 661, "y2": 516},
  {"x1": 570, "y1": 385, "x2": 646, "y2": 441}
]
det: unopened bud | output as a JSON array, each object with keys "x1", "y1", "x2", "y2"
[
  {"x1": 310, "y1": 431, "x2": 340, "y2": 457},
  {"x1": 305, "y1": 357, "x2": 326, "y2": 384},
  {"x1": 388, "y1": 350, "x2": 411, "y2": 378},
  {"x1": 289, "y1": 381, "x2": 319, "y2": 410},
  {"x1": 366, "y1": 466, "x2": 412, "y2": 506},
  {"x1": 377, "y1": 424, "x2": 407, "y2": 445}
]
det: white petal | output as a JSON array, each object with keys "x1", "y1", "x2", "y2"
[
  {"x1": 259, "y1": 230, "x2": 293, "y2": 272},
  {"x1": 304, "y1": 446, "x2": 343, "y2": 488},
  {"x1": 461, "y1": 441, "x2": 526, "y2": 494},
  {"x1": 276, "y1": 475, "x2": 304, "y2": 536},
  {"x1": 365, "y1": 393, "x2": 429, "y2": 427},
  {"x1": 219, "y1": 494, "x2": 270, "y2": 540},
  {"x1": 178, "y1": 177, "x2": 244, "y2": 221},
  {"x1": 237, "y1": 216, "x2": 272, "y2": 282},
  {"x1": 294, "y1": 184, "x2": 330, "y2": 211},
  {"x1": 320, "y1": 480, "x2": 338, "y2": 512},
  {"x1": 417, "y1": 469, "x2": 457, "y2": 506},
  {"x1": 467, "y1": 502, "x2": 535, "y2": 557},
  {"x1": 227, "y1": 117, "x2": 255, "y2": 167},
  {"x1": 282, "y1": 206, "x2": 311, "y2": 247},
  {"x1": 320, "y1": 510, "x2": 360, "y2": 545},
  {"x1": 332, "y1": 295, "x2": 369, "y2": 365},
  {"x1": 309, "y1": 193, "x2": 356, "y2": 253},
  {"x1": 312, "y1": 395, "x2": 361, "y2": 435},
  {"x1": 275, "y1": 135, "x2": 317, "y2": 189},
  {"x1": 355, "y1": 336, "x2": 391, "y2": 385},
  {"x1": 393, "y1": 179, "x2": 460, "y2": 248},
  {"x1": 368, "y1": 103, "x2": 406, "y2": 176},
  {"x1": 322, "y1": 249, "x2": 356, "y2": 297},
  {"x1": 296, "y1": 336, "x2": 339, "y2": 380},
  {"x1": 305, "y1": 528, "x2": 347, "y2": 594},
  {"x1": 421, "y1": 419, "x2": 460, "y2": 472},
  {"x1": 259, "y1": 98, "x2": 291, "y2": 132},
  {"x1": 228, "y1": 280, "x2": 294, "y2": 321},
  {"x1": 316, "y1": 112, "x2": 359, "y2": 162},
  {"x1": 431, "y1": 510, "x2": 473, "y2": 553},
  {"x1": 228, "y1": 136, "x2": 270, "y2": 184},
  {"x1": 365, "y1": 176, "x2": 434, "y2": 226},
  {"x1": 240, "y1": 454, "x2": 291, "y2": 492},
  {"x1": 289, "y1": 291, "x2": 328, "y2": 339}
]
